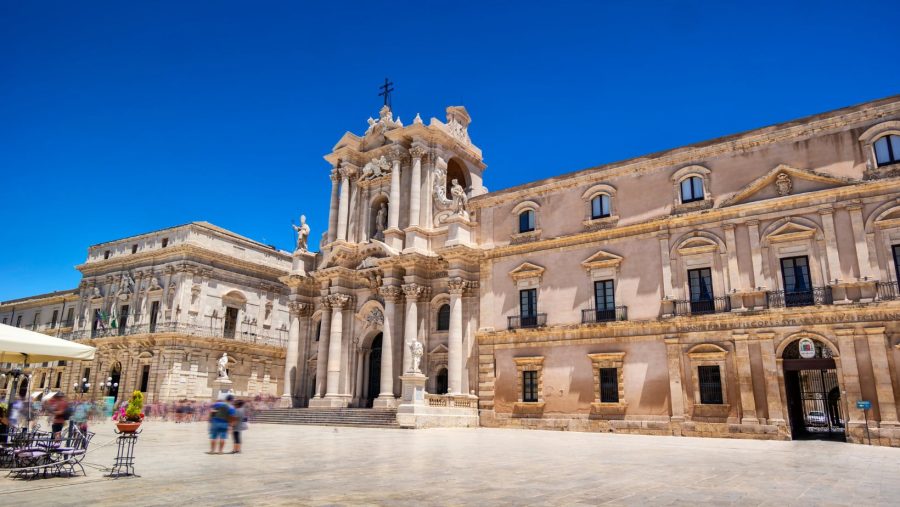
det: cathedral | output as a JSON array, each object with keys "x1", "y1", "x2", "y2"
[{"x1": 4, "y1": 95, "x2": 900, "y2": 446}]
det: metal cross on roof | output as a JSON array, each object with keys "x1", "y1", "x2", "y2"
[{"x1": 378, "y1": 78, "x2": 394, "y2": 109}]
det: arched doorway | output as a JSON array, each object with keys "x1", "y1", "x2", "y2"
[
  {"x1": 782, "y1": 338, "x2": 845, "y2": 441},
  {"x1": 435, "y1": 368, "x2": 448, "y2": 395},
  {"x1": 365, "y1": 333, "x2": 382, "y2": 408},
  {"x1": 109, "y1": 362, "x2": 122, "y2": 401}
]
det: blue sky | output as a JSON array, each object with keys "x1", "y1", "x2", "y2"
[{"x1": 1, "y1": 1, "x2": 898, "y2": 301}]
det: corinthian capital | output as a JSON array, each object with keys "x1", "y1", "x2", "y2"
[
  {"x1": 409, "y1": 145, "x2": 428, "y2": 161},
  {"x1": 339, "y1": 164, "x2": 357, "y2": 180},
  {"x1": 378, "y1": 285, "x2": 403, "y2": 302},
  {"x1": 288, "y1": 301, "x2": 311, "y2": 317},
  {"x1": 324, "y1": 293, "x2": 352, "y2": 310},
  {"x1": 402, "y1": 283, "x2": 430, "y2": 301},
  {"x1": 447, "y1": 277, "x2": 467, "y2": 295}
]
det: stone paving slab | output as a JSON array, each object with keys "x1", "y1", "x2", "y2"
[{"x1": 2, "y1": 421, "x2": 899, "y2": 506}]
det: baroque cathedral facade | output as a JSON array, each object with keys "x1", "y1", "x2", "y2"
[{"x1": 5, "y1": 95, "x2": 900, "y2": 445}]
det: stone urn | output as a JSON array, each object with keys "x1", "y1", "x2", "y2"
[{"x1": 116, "y1": 421, "x2": 142, "y2": 433}]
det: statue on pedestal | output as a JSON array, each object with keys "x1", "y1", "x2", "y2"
[
  {"x1": 450, "y1": 178, "x2": 468, "y2": 217},
  {"x1": 292, "y1": 215, "x2": 310, "y2": 252},
  {"x1": 217, "y1": 352, "x2": 229, "y2": 379},
  {"x1": 374, "y1": 202, "x2": 387, "y2": 238},
  {"x1": 410, "y1": 340, "x2": 424, "y2": 373}
]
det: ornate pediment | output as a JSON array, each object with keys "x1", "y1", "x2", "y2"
[
  {"x1": 766, "y1": 221, "x2": 817, "y2": 243},
  {"x1": 581, "y1": 250, "x2": 623, "y2": 271},
  {"x1": 676, "y1": 237, "x2": 719, "y2": 255},
  {"x1": 719, "y1": 164, "x2": 854, "y2": 207},
  {"x1": 873, "y1": 205, "x2": 900, "y2": 230},
  {"x1": 509, "y1": 262, "x2": 545, "y2": 282}
]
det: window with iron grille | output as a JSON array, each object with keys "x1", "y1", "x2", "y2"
[
  {"x1": 698, "y1": 365, "x2": 723, "y2": 404},
  {"x1": 522, "y1": 370, "x2": 538, "y2": 402},
  {"x1": 599, "y1": 367, "x2": 619, "y2": 403},
  {"x1": 437, "y1": 304, "x2": 450, "y2": 331}
]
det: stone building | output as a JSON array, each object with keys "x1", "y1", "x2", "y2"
[{"x1": 4, "y1": 95, "x2": 900, "y2": 445}]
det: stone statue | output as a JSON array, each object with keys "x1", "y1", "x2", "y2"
[
  {"x1": 450, "y1": 178, "x2": 468, "y2": 216},
  {"x1": 375, "y1": 202, "x2": 387, "y2": 237},
  {"x1": 410, "y1": 340, "x2": 424, "y2": 373},
  {"x1": 91, "y1": 286, "x2": 102, "y2": 299},
  {"x1": 292, "y1": 215, "x2": 310, "y2": 252},
  {"x1": 361, "y1": 155, "x2": 391, "y2": 180},
  {"x1": 148, "y1": 276, "x2": 161, "y2": 291},
  {"x1": 120, "y1": 272, "x2": 135, "y2": 294},
  {"x1": 217, "y1": 353, "x2": 229, "y2": 379},
  {"x1": 775, "y1": 172, "x2": 793, "y2": 196}
]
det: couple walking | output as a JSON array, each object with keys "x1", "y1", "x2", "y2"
[{"x1": 207, "y1": 393, "x2": 247, "y2": 454}]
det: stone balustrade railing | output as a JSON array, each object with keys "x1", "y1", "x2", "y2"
[
  {"x1": 425, "y1": 394, "x2": 479, "y2": 409},
  {"x1": 59, "y1": 321, "x2": 287, "y2": 348}
]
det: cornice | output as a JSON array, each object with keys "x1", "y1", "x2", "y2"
[{"x1": 0, "y1": 293, "x2": 79, "y2": 311}]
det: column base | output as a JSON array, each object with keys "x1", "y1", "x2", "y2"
[
  {"x1": 278, "y1": 394, "x2": 294, "y2": 408},
  {"x1": 384, "y1": 228, "x2": 404, "y2": 251},
  {"x1": 373, "y1": 395, "x2": 399, "y2": 409},
  {"x1": 402, "y1": 227, "x2": 429, "y2": 254},
  {"x1": 308, "y1": 395, "x2": 351, "y2": 408},
  {"x1": 740, "y1": 417, "x2": 760, "y2": 425}
]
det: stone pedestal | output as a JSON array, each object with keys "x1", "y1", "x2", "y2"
[
  {"x1": 308, "y1": 395, "x2": 350, "y2": 408},
  {"x1": 400, "y1": 373, "x2": 428, "y2": 404},
  {"x1": 291, "y1": 250, "x2": 316, "y2": 276},
  {"x1": 212, "y1": 378, "x2": 233, "y2": 400},
  {"x1": 402, "y1": 227, "x2": 429, "y2": 254},
  {"x1": 278, "y1": 394, "x2": 293, "y2": 408},
  {"x1": 444, "y1": 214, "x2": 475, "y2": 247},
  {"x1": 383, "y1": 227, "x2": 404, "y2": 251},
  {"x1": 395, "y1": 374, "x2": 479, "y2": 429}
]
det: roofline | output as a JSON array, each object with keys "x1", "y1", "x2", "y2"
[
  {"x1": 471, "y1": 93, "x2": 900, "y2": 205},
  {"x1": 89, "y1": 221, "x2": 290, "y2": 256},
  {"x1": 1, "y1": 288, "x2": 79, "y2": 306}
]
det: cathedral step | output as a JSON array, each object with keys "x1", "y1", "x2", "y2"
[{"x1": 250, "y1": 408, "x2": 400, "y2": 428}]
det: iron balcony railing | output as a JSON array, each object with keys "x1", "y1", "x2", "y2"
[
  {"x1": 62, "y1": 320, "x2": 286, "y2": 348},
  {"x1": 581, "y1": 306, "x2": 628, "y2": 324},
  {"x1": 508, "y1": 313, "x2": 547, "y2": 330},
  {"x1": 673, "y1": 296, "x2": 731, "y2": 316},
  {"x1": 877, "y1": 281, "x2": 899, "y2": 301},
  {"x1": 766, "y1": 286, "x2": 833, "y2": 308}
]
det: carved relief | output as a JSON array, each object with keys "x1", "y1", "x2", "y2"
[
  {"x1": 324, "y1": 293, "x2": 352, "y2": 310},
  {"x1": 402, "y1": 283, "x2": 430, "y2": 301},
  {"x1": 378, "y1": 285, "x2": 403, "y2": 301},
  {"x1": 775, "y1": 172, "x2": 793, "y2": 196},
  {"x1": 360, "y1": 155, "x2": 392, "y2": 181}
]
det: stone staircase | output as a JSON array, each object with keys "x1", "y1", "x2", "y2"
[{"x1": 251, "y1": 408, "x2": 400, "y2": 428}]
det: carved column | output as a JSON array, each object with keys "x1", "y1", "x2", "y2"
[
  {"x1": 281, "y1": 302, "x2": 305, "y2": 406},
  {"x1": 402, "y1": 283, "x2": 427, "y2": 373},
  {"x1": 389, "y1": 153, "x2": 402, "y2": 230},
  {"x1": 327, "y1": 169, "x2": 340, "y2": 244},
  {"x1": 336, "y1": 166, "x2": 354, "y2": 242},
  {"x1": 819, "y1": 208, "x2": 842, "y2": 283},
  {"x1": 747, "y1": 220, "x2": 766, "y2": 289},
  {"x1": 324, "y1": 294, "x2": 350, "y2": 399},
  {"x1": 664, "y1": 337, "x2": 685, "y2": 422},
  {"x1": 847, "y1": 203, "x2": 875, "y2": 280},
  {"x1": 733, "y1": 333, "x2": 758, "y2": 424},
  {"x1": 447, "y1": 277, "x2": 467, "y2": 395},
  {"x1": 377, "y1": 286, "x2": 402, "y2": 404},
  {"x1": 355, "y1": 347, "x2": 367, "y2": 406},
  {"x1": 757, "y1": 332, "x2": 784, "y2": 424},
  {"x1": 408, "y1": 146, "x2": 426, "y2": 228},
  {"x1": 836, "y1": 328, "x2": 864, "y2": 425},
  {"x1": 863, "y1": 327, "x2": 898, "y2": 425},
  {"x1": 314, "y1": 305, "x2": 331, "y2": 398}
]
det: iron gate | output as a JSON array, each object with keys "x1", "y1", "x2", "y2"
[{"x1": 790, "y1": 368, "x2": 845, "y2": 438}]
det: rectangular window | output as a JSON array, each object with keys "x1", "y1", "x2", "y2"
[
  {"x1": 32, "y1": 312, "x2": 40, "y2": 330},
  {"x1": 593, "y1": 280, "x2": 615, "y2": 322},
  {"x1": 51, "y1": 309, "x2": 59, "y2": 328},
  {"x1": 698, "y1": 365, "x2": 723, "y2": 405},
  {"x1": 680, "y1": 176, "x2": 704, "y2": 203},
  {"x1": 892, "y1": 245, "x2": 900, "y2": 282},
  {"x1": 315, "y1": 321, "x2": 321, "y2": 341},
  {"x1": 519, "y1": 288, "x2": 537, "y2": 327},
  {"x1": 132, "y1": 244, "x2": 138, "y2": 254},
  {"x1": 688, "y1": 268, "x2": 713, "y2": 301},
  {"x1": 599, "y1": 367, "x2": 619, "y2": 403},
  {"x1": 104, "y1": 250, "x2": 111, "y2": 259},
  {"x1": 16, "y1": 315, "x2": 22, "y2": 327},
  {"x1": 161, "y1": 238, "x2": 169, "y2": 248},
  {"x1": 55, "y1": 372, "x2": 62, "y2": 389},
  {"x1": 149, "y1": 301, "x2": 160, "y2": 332},
  {"x1": 780, "y1": 256, "x2": 813, "y2": 307},
  {"x1": 65, "y1": 307, "x2": 75, "y2": 327},
  {"x1": 519, "y1": 210, "x2": 535, "y2": 233},
  {"x1": 40, "y1": 373, "x2": 47, "y2": 388},
  {"x1": 591, "y1": 195, "x2": 611, "y2": 219},
  {"x1": 522, "y1": 370, "x2": 538, "y2": 402},
  {"x1": 140, "y1": 365, "x2": 151, "y2": 392}
]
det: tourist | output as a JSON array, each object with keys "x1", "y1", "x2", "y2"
[
  {"x1": 0, "y1": 405, "x2": 9, "y2": 444},
  {"x1": 72, "y1": 399, "x2": 90, "y2": 433},
  {"x1": 47, "y1": 392, "x2": 70, "y2": 438},
  {"x1": 207, "y1": 394, "x2": 234, "y2": 454},
  {"x1": 230, "y1": 400, "x2": 247, "y2": 454}
]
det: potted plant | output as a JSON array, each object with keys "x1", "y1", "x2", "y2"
[{"x1": 114, "y1": 390, "x2": 145, "y2": 433}]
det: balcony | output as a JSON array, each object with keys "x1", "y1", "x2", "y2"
[
  {"x1": 766, "y1": 287, "x2": 833, "y2": 308},
  {"x1": 673, "y1": 297, "x2": 731, "y2": 316},
  {"x1": 508, "y1": 313, "x2": 547, "y2": 330},
  {"x1": 877, "y1": 281, "x2": 899, "y2": 301},
  {"x1": 581, "y1": 306, "x2": 628, "y2": 324},
  {"x1": 64, "y1": 321, "x2": 286, "y2": 347}
]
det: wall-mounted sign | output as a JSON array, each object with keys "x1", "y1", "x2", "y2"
[
  {"x1": 857, "y1": 400, "x2": 872, "y2": 410},
  {"x1": 798, "y1": 337, "x2": 816, "y2": 359}
]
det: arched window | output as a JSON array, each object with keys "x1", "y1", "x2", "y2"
[
  {"x1": 680, "y1": 176, "x2": 705, "y2": 203},
  {"x1": 436, "y1": 304, "x2": 450, "y2": 331},
  {"x1": 874, "y1": 135, "x2": 900, "y2": 167},
  {"x1": 519, "y1": 210, "x2": 535, "y2": 233},
  {"x1": 591, "y1": 194, "x2": 611, "y2": 219}
]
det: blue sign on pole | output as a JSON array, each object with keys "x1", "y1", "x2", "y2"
[{"x1": 857, "y1": 400, "x2": 872, "y2": 410}]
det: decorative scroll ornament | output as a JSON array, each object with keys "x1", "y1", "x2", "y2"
[
  {"x1": 775, "y1": 172, "x2": 793, "y2": 196},
  {"x1": 365, "y1": 308, "x2": 384, "y2": 328}
]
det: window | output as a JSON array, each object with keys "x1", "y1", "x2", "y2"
[
  {"x1": 315, "y1": 321, "x2": 322, "y2": 342},
  {"x1": 874, "y1": 135, "x2": 900, "y2": 167},
  {"x1": 161, "y1": 238, "x2": 169, "y2": 248},
  {"x1": 698, "y1": 365, "x2": 723, "y2": 404},
  {"x1": 893, "y1": 245, "x2": 900, "y2": 282},
  {"x1": 149, "y1": 301, "x2": 160, "y2": 332},
  {"x1": 65, "y1": 307, "x2": 74, "y2": 326},
  {"x1": 680, "y1": 176, "x2": 705, "y2": 203},
  {"x1": 436, "y1": 304, "x2": 450, "y2": 331},
  {"x1": 688, "y1": 268, "x2": 713, "y2": 301},
  {"x1": 51, "y1": 310, "x2": 59, "y2": 328},
  {"x1": 54, "y1": 372, "x2": 61, "y2": 389},
  {"x1": 104, "y1": 250, "x2": 111, "y2": 259},
  {"x1": 519, "y1": 288, "x2": 537, "y2": 327},
  {"x1": 519, "y1": 209, "x2": 535, "y2": 233},
  {"x1": 40, "y1": 373, "x2": 47, "y2": 388},
  {"x1": 16, "y1": 315, "x2": 22, "y2": 327},
  {"x1": 594, "y1": 280, "x2": 615, "y2": 315},
  {"x1": 32, "y1": 312, "x2": 40, "y2": 330},
  {"x1": 132, "y1": 244, "x2": 138, "y2": 254},
  {"x1": 119, "y1": 304, "x2": 130, "y2": 335},
  {"x1": 599, "y1": 367, "x2": 619, "y2": 403},
  {"x1": 140, "y1": 365, "x2": 151, "y2": 392},
  {"x1": 522, "y1": 370, "x2": 538, "y2": 402},
  {"x1": 591, "y1": 194, "x2": 611, "y2": 219}
]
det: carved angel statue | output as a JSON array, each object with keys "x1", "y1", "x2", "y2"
[
  {"x1": 410, "y1": 339, "x2": 424, "y2": 373},
  {"x1": 292, "y1": 215, "x2": 310, "y2": 252},
  {"x1": 361, "y1": 156, "x2": 391, "y2": 180},
  {"x1": 450, "y1": 178, "x2": 468, "y2": 216},
  {"x1": 217, "y1": 352, "x2": 229, "y2": 379}
]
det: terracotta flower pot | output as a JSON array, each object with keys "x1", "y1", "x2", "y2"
[{"x1": 116, "y1": 421, "x2": 142, "y2": 433}]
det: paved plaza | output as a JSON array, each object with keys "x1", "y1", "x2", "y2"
[{"x1": 2, "y1": 421, "x2": 899, "y2": 506}]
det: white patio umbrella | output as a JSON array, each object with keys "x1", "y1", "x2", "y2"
[{"x1": 0, "y1": 323, "x2": 95, "y2": 364}]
